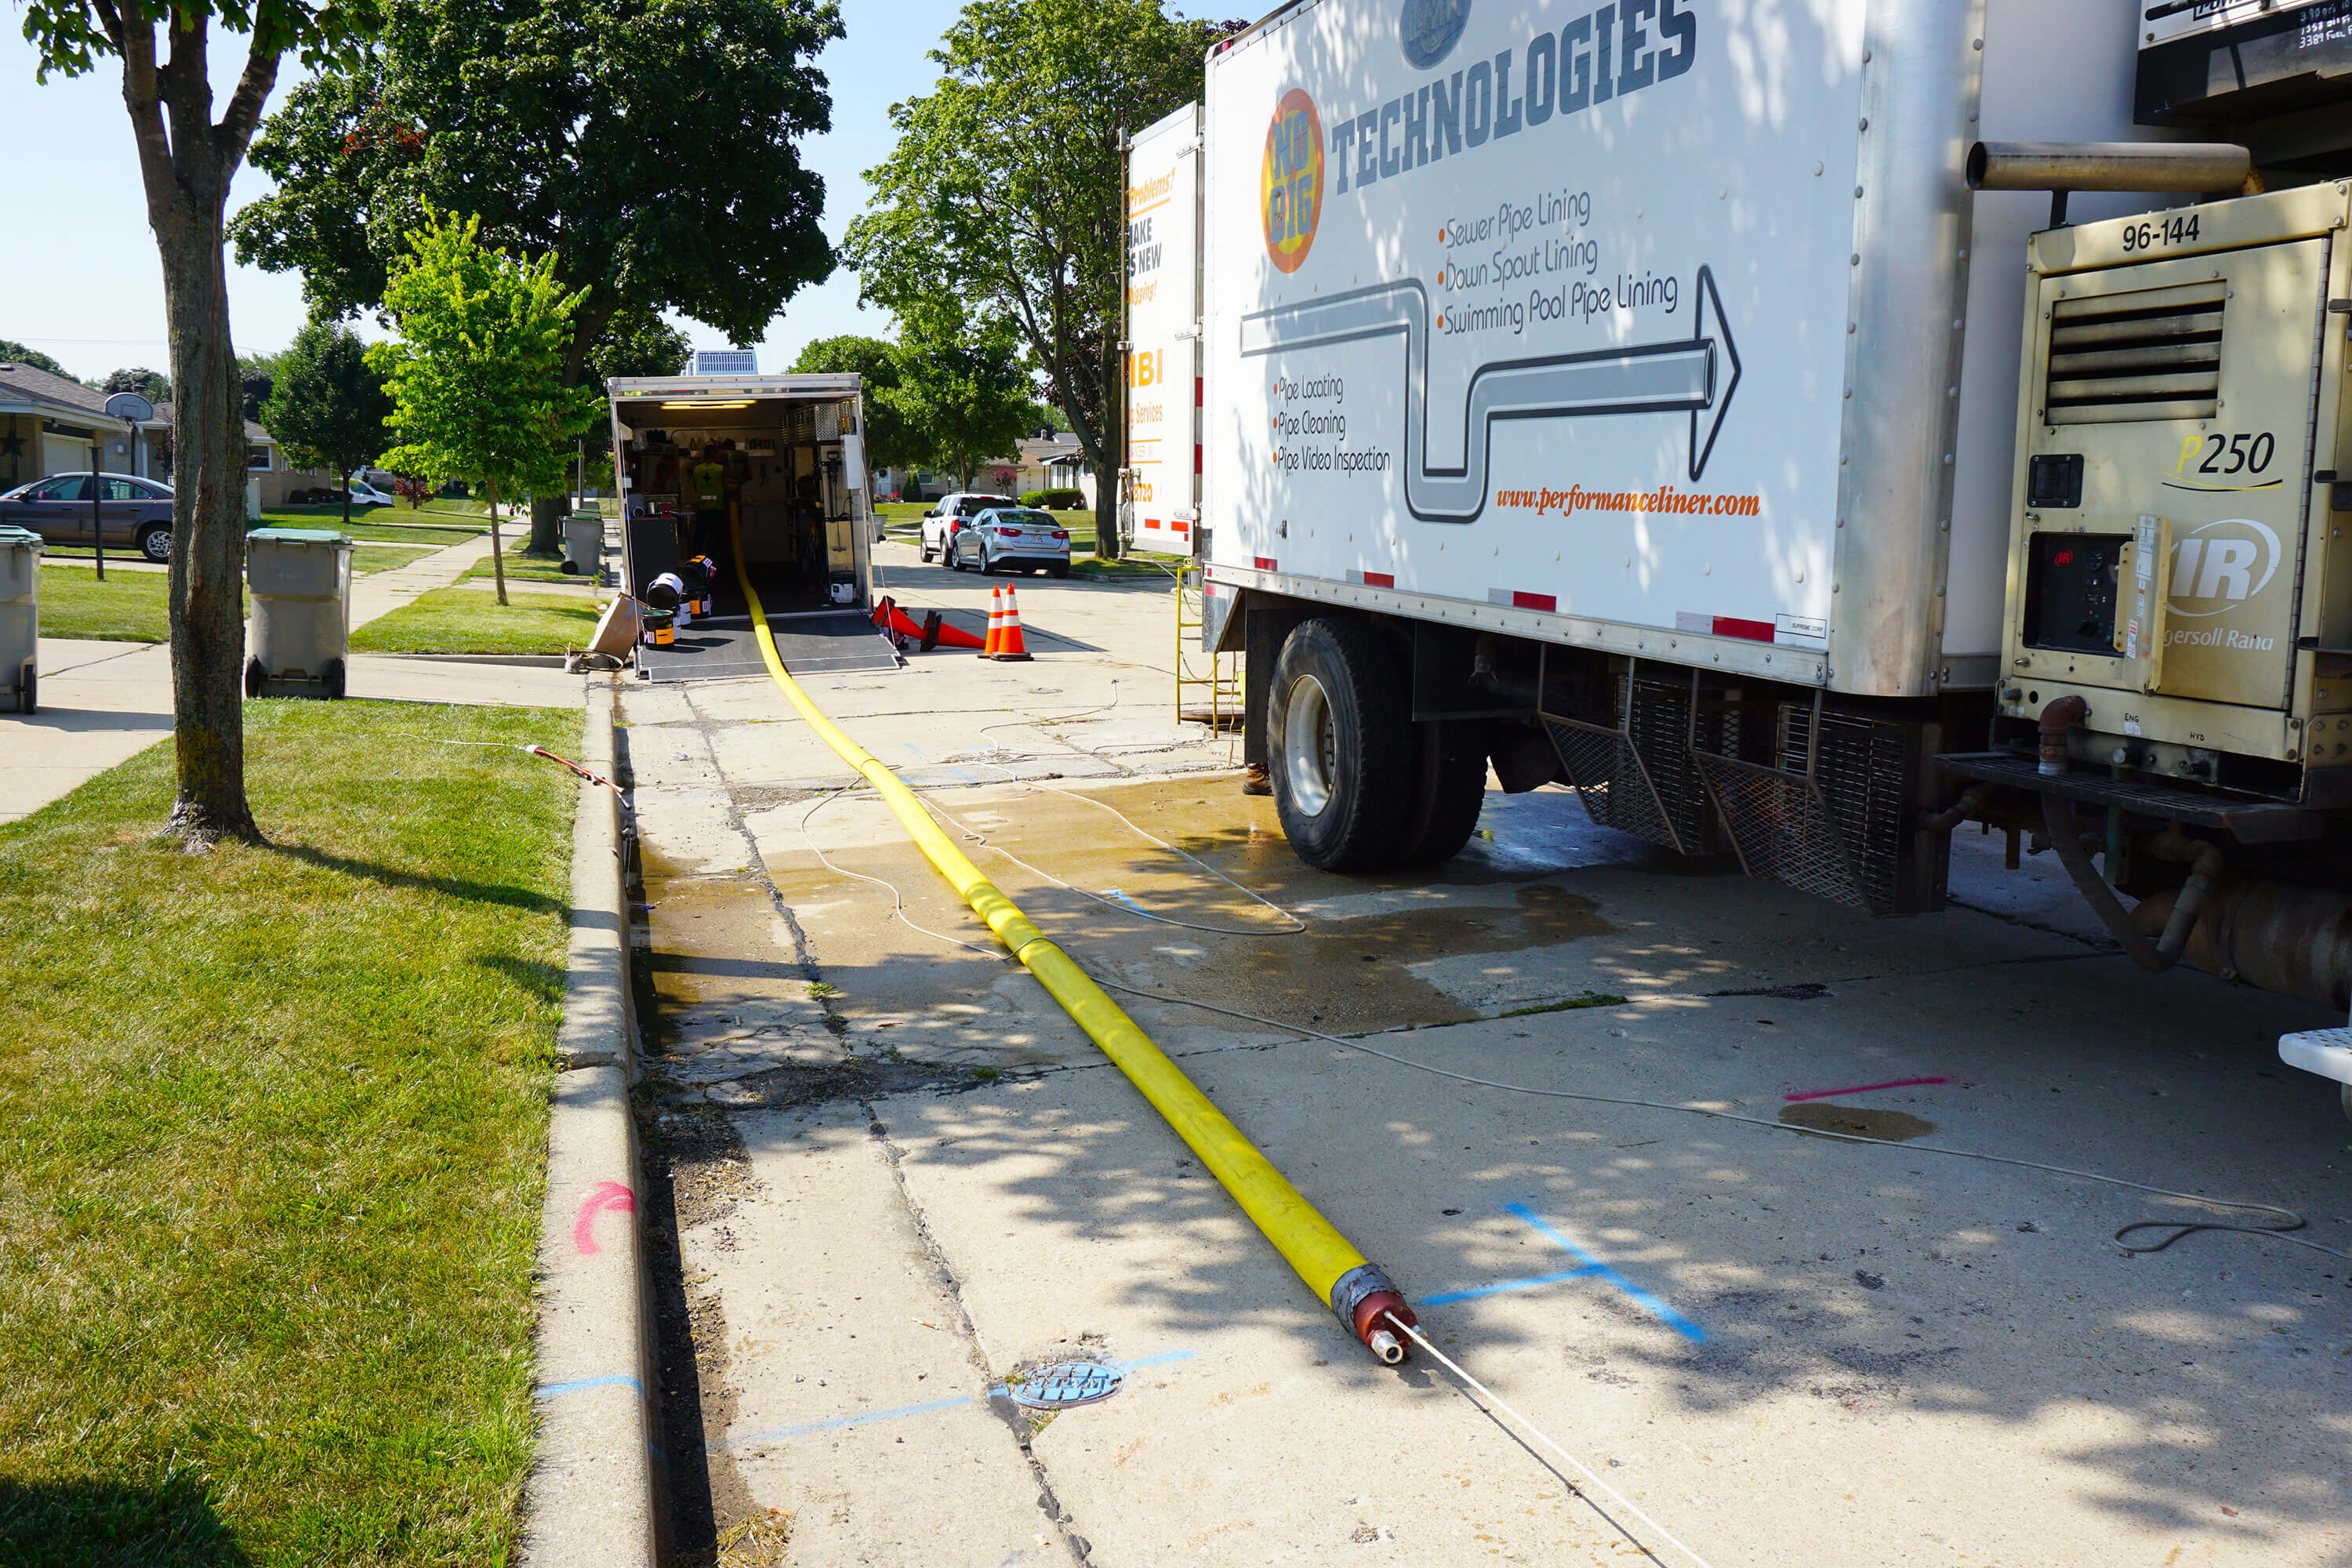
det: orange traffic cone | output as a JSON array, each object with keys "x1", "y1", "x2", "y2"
[
  {"x1": 986, "y1": 586, "x2": 1035, "y2": 662},
  {"x1": 978, "y1": 588, "x2": 1005, "y2": 658}
]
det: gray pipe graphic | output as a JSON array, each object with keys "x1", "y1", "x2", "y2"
[{"x1": 1238, "y1": 267, "x2": 1740, "y2": 524}]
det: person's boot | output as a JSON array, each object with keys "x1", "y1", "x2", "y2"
[{"x1": 1241, "y1": 762, "x2": 1272, "y2": 797}]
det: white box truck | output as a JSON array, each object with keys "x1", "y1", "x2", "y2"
[{"x1": 1135, "y1": 0, "x2": 2352, "y2": 1106}]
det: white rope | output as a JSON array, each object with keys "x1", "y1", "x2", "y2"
[
  {"x1": 1382, "y1": 1311, "x2": 1722, "y2": 1568},
  {"x1": 797, "y1": 787, "x2": 1001, "y2": 960}
]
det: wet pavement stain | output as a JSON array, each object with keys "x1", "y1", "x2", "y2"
[{"x1": 1777, "y1": 1102, "x2": 1937, "y2": 1142}]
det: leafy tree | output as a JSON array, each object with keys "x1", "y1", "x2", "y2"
[
  {"x1": 0, "y1": 339, "x2": 73, "y2": 379},
  {"x1": 891, "y1": 307, "x2": 1051, "y2": 493},
  {"x1": 101, "y1": 365, "x2": 172, "y2": 402},
  {"x1": 239, "y1": 350, "x2": 286, "y2": 423},
  {"x1": 790, "y1": 334, "x2": 929, "y2": 477},
  {"x1": 367, "y1": 209, "x2": 600, "y2": 606},
  {"x1": 230, "y1": 0, "x2": 840, "y2": 554},
  {"x1": 844, "y1": 0, "x2": 1231, "y2": 557},
  {"x1": 22, "y1": 0, "x2": 378, "y2": 845},
  {"x1": 262, "y1": 318, "x2": 393, "y2": 531}
]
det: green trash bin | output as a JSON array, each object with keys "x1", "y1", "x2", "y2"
[
  {"x1": 245, "y1": 528, "x2": 354, "y2": 699},
  {"x1": 0, "y1": 524, "x2": 42, "y2": 713}
]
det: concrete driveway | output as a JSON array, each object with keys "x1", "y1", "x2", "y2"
[{"x1": 622, "y1": 540, "x2": 2352, "y2": 1567}]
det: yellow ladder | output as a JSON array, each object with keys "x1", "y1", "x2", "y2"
[{"x1": 1174, "y1": 561, "x2": 1245, "y2": 735}]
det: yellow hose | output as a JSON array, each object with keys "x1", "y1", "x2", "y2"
[{"x1": 728, "y1": 530, "x2": 1382, "y2": 1332}]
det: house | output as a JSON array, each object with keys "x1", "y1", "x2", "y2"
[
  {"x1": 882, "y1": 432, "x2": 1098, "y2": 505},
  {"x1": 0, "y1": 360, "x2": 151, "y2": 490},
  {"x1": 0, "y1": 360, "x2": 313, "y2": 510}
]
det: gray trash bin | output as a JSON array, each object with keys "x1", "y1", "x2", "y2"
[
  {"x1": 0, "y1": 525, "x2": 41, "y2": 713},
  {"x1": 245, "y1": 527, "x2": 354, "y2": 699},
  {"x1": 561, "y1": 511, "x2": 604, "y2": 575}
]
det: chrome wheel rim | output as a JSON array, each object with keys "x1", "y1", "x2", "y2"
[
  {"x1": 142, "y1": 530, "x2": 170, "y2": 562},
  {"x1": 1281, "y1": 673, "x2": 1337, "y2": 818}
]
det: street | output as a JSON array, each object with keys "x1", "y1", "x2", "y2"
[{"x1": 621, "y1": 542, "x2": 2352, "y2": 1567}]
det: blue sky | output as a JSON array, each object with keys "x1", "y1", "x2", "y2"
[{"x1": 0, "y1": 0, "x2": 967, "y2": 383}]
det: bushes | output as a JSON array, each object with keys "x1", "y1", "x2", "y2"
[{"x1": 1019, "y1": 488, "x2": 1085, "y2": 509}]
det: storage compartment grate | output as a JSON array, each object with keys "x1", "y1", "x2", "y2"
[
  {"x1": 1689, "y1": 752, "x2": 1870, "y2": 910},
  {"x1": 1543, "y1": 716, "x2": 1686, "y2": 852},
  {"x1": 2043, "y1": 285, "x2": 2223, "y2": 425}
]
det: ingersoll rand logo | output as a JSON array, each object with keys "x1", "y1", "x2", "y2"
[
  {"x1": 2167, "y1": 516, "x2": 2281, "y2": 651},
  {"x1": 1261, "y1": 89, "x2": 1323, "y2": 274}
]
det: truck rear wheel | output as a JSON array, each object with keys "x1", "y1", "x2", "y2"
[
  {"x1": 1269, "y1": 617, "x2": 1412, "y2": 870},
  {"x1": 1399, "y1": 719, "x2": 1490, "y2": 866}
]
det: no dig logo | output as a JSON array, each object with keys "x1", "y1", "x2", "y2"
[{"x1": 1262, "y1": 89, "x2": 1323, "y2": 274}]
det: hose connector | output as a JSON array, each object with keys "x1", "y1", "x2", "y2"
[
  {"x1": 1330, "y1": 1263, "x2": 1417, "y2": 1365},
  {"x1": 2038, "y1": 694, "x2": 2087, "y2": 776}
]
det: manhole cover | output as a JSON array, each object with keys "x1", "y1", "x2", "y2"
[{"x1": 1008, "y1": 1360, "x2": 1123, "y2": 1410}]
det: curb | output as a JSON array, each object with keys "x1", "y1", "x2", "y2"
[
  {"x1": 374, "y1": 652, "x2": 575, "y2": 668},
  {"x1": 521, "y1": 679, "x2": 659, "y2": 1566}
]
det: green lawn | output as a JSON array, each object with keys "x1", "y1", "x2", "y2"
[
  {"x1": 259, "y1": 509, "x2": 484, "y2": 546},
  {"x1": 0, "y1": 699, "x2": 575, "y2": 1564},
  {"x1": 350, "y1": 586, "x2": 604, "y2": 656},
  {"x1": 37, "y1": 546, "x2": 430, "y2": 645},
  {"x1": 458, "y1": 550, "x2": 583, "y2": 586},
  {"x1": 36, "y1": 565, "x2": 244, "y2": 643}
]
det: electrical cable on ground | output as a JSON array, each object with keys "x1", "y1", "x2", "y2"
[
  {"x1": 1380, "y1": 1311, "x2": 1720, "y2": 1568},
  {"x1": 785, "y1": 808, "x2": 2340, "y2": 1261}
]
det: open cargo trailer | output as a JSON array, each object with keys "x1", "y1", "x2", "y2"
[
  {"x1": 1135, "y1": 0, "x2": 2352, "y2": 1109},
  {"x1": 608, "y1": 373, "x2": 892, "y2": 681}
]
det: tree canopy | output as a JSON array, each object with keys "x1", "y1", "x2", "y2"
[
  {"x1": 844, "y1": 0, "x2": 1232, "y2": 554},
  {"x1": 790, "y1": 334, "x2": 927, "y2": 477},
  {"x1": 102, "y1": 366, "x2": 172, "y2": 402},
  {"x1": 0, "y1": 340, "x2": 75, "y2": 379},
  {"x1": 230, "y1": 0, "x2": 839, "y2": 371},
  {"x1": 262, "y1": 318, "x2": 393, "y2": 528},
  {"x1": 367, "y1": 209, "x2": 599, "y2": 602},
  {"x1": 890, "y1": 306, "x2": 1052, "y2": 493},
  {"x1": 23, "y1": 0, "x2": 383, "y2": 844}
]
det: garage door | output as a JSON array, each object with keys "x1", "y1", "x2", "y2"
[{"x1": 41, "y1": 435, "x2": 90, "y2": 476}]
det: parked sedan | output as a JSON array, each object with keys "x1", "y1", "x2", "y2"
[
  {"x1": 917, "y1": 492, "x2": 1016, "y2": 563},
  {"x1": 0, "y1": 471, "x2": 174, "y2": 561},
  {"x1": 949, "y1": 506, "x2": 1071, "y2": 578}
]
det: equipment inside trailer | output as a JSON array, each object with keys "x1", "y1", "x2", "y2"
[{"x1": 608, "y1": 376, "x2": 877, "y2": 679}]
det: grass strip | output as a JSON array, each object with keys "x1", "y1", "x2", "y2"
[
  {"x1": 34, "y1": 566, "x2": 245, "y2": 643},
  {"x1": 457, "y1": 553, "x2": 583, "y2": 586},
  {"x1": 0, "y1": 698, "x2": 575, "y2": 1564},
  {"x1": 350, "y1": 585, "x2": 604, "y2": 656},
  {"x1": 258, "y1": 511, "x2": 485, "y2": 546}
]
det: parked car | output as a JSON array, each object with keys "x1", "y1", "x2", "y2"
[
  {"x1": 0, "y1": 471, "x2": 175, "y2": 561},
  {"x1": 917, "y1": 492, "x2": 1017, "y2": 563},
  {"x1": 948, "y1": 506, "x2": 1071, "y2": 578}
]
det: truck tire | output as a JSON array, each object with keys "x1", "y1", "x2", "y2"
[
  {"x1": 1269, "y1": 616, "x2": 1413, "y2": 870},
  {"x1": 1399, "y1": 719, "x2": 1490, "y2": 866}
]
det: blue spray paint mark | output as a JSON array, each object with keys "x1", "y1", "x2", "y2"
[
  {"x1": 537, "y1": 1373, "x2": 644, "y2": 1401},
  {"x1": 1421, "y1": 1264, "x2": 1605, "y2": 1307},
  {"x1": 1101, "y1": 888, "x2": 1149, "y2": 915},
  {"x1": 1503, "y1": 1202, "x2": 1705, "y2": 1342},
  {"x1": 725, "y1": 1350, "x2": 1194, "y2": 1450}
]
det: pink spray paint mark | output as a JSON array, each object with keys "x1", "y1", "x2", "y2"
[
  {"x1": 1784, "y1": 1076, "x2": 1947, "y2": 1104},
  {"x1": 574, "y1": 1180, "x2": 637, "y2": 1254}
]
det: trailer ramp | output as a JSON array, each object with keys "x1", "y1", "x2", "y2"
[{"x1": 638, "y1": 611, "x2": 898, "y2": 683}]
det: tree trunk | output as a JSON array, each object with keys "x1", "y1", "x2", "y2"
[
  {"x1": 487, "y1": 477, "x2": 508, "y2": 605},
  {"x1": 1092, "y1": 332, "x2": 1121, "y2": 559},
  {"x1": 528, "y1": 491, "x2": 567, "y2": 557},
  {"x1": 160, "y1": 190, "x2": 258, "y2": 844},
  {"x1": 339, "y1": 478, "x2": 352, "y2": 534}
]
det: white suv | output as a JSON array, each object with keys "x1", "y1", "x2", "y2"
[{"x1": 917, "y1": 493, "x2": 1017, "y2": 564}]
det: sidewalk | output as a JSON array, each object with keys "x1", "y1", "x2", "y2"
[{"x1": 1, "y1": 534, "x2": 583, "y2": 823}]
